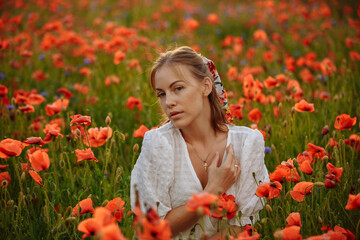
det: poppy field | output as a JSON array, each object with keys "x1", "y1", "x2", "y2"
[{"x1": 1, "y1": 0, "x2": 360, "y2": 239}]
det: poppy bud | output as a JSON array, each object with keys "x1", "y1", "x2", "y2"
[
  {"x1": 119, "y1": 132, "x2": 125, "y2": 141},
  {"x1": 105, "y1": 115, "x2": 111, "y2": 125},
  {"x1": 283, "y1": 120, "x2": 288, "y2": 127},
  {"x1": 133, "y1": 143, "x2": 139, "y2": 152},
  {"x1": 324, "y1": 179, "x2": 336, "y2": 189},
  {"x1": 314, "y1": 182, "x2": 325, "y2": 187},
  {"x1": 115, "y1": 175, "x2": 122, "y2": 184},
  {"x1": 291, "y1": 107, "x2": 296, "y2": 115},
  {"x1": 318, "y1": 216, "x2": 323, "y2": 224},
  {"x1": 271, "y1": 144, "x2": 276, "y2": 150},
  {"x1": 196, "y1": 206, "x2": 204, "y2": 216},
  {"x1": 65, "y1": 217, "x2": 76, "y2": 222},
  {"x1": 75, "y1": 128, "x2": 81, "y2": 138},
  {"x1": 266, "y1": 204, "x2": 272, "y2": 213},
  {"x1": 102, "y1": 200, "x2": 109, "y2": 207},
  {"x1": 321, "y1": 125, "x2": 329, "y2": 135},
  {"x1": 59, "y1": 159, "x2": 66, "y2": 168},
  {"x1": 20, "y1": 172, "x2": 25, "y2": 182},
  {"x1": 322, "y1": 155, "x2": 329, "y2": 161},
  {"x1": 116, "y1": 167, "x2": 122, "y2": 176},
  {"x1": 278, "y1": 102, "x2": 282, "y2": 109},
  {"x1": 333, "y1": 95, "x2": 338, "y2": 102},
  {"x1": 124, "y1": 133, "x2": 129, "y2": 140},
  {"x1": 261, "y1": 217, "x2": 268, "y2": 224}
]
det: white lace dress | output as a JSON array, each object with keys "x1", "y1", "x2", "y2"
[{"x1": 130, "y1": 122, "x2": 269, "y2": 239}]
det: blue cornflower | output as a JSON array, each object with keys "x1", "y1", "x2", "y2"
[
  {"x1": 39, "y1": 54, "x2": 45, "y2": 60},
  {"x1": 0, "y1": 73, "x2": 5, "y2": 79},
  {"x1": 6, "y1": 105, "x2": 14, "y2": 110},
  {"x1": 84, "y1": 58, "x2": 92, "y2": 65},
  {"x1": 264, "y1": 147, "x2": 272, "y2": 153}
]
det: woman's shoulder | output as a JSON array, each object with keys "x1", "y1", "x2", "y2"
[
  {"x1": 142, "y1": 122, "x2": 178, "y2": 148},
  {"x1": 228, "y1": 124, "x2": 263, "y2": 141}
]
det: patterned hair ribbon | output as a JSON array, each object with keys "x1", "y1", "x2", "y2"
[{"x1": 202, "y1": 56, "x2": 233, "y2": 123}]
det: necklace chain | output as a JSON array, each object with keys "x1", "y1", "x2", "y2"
[{"x1": 188, "y1": 140, "x2": 216, "y2": 171}]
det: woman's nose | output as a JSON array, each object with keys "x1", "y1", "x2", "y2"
[{"x1": 165, "y1": 93, "x2": 176, "y2": 107}]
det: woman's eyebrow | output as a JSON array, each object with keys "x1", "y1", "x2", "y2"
[{"x1": 155, "y1": 80, "x2": 185, "y2": 91}]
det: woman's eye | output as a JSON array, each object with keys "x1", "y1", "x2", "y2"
[
  {"x1": 174, "y1": 86, "x2": 183, "y2": 91},
  {"x1": 156, "y1": 92, "x2": 165, "y2": 98}
]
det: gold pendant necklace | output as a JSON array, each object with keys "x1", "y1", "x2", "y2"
[{"x1": 188, "y1": 140, "x2": 216, "y2": 171}]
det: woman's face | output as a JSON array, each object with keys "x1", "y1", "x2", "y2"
[{"x1": 154, "y1": 64, "x2": 210, "y2": 130}]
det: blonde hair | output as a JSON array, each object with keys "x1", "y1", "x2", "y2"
[{"x1": 150, "y1": 46, "x2": 228, "y2": 132}]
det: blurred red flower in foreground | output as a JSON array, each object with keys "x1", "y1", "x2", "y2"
[
  {"x1": 274, "y1": 226, "x2": 302, "y2": 240},
  {"x1": 0, "y1": 171, "x2": 11, "y2": 187},
  {"x1": 78, "y1": 207, "x2": 126, "y2": 240},
  {"x1": 75, "y1": 148, "x2": 98, "y2": 162},
  {"x1": 126, "y1": 96, "x2": 142, "y2": 111},
  {"x1": 334, "y1": 114, "x2": 357, "y2": 131},
  {"x1": 294, "y1": 99, "x2": 315, "y2": 112},
  {"x1": 186, "y1": 192, "x2": 218, "y2": 215},
  {"x1": 72, "y1": 198, "x2": 95, "y2": 216},
  {"x1": 134, "y1": 125, "x2": 149, "y2": 138},
  {"x1": 29, "y1": 170, "x2": 43, "y2": 186},
  {"x1": 345, "y1": 193, "x2": 360, "y2": 210},
  {"x1": 0, "y1": 138, "x2": 25, "y2": 159},
  {"x1": 212, "y1": 193, "x2": 238, "y2": 220},
  {"x1": 290, "y1": 182, "x2": 314, "y2": 202},
  {"x1": 255, "y1": 181, "x2": 282, "y2": 199},
  {"x1": 83, "y1": 127, "x2": 112, "y2": 147}
]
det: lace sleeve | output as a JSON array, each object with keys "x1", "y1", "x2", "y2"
[{"x1": 130, "y1": 129, "x2": 174, "y2": 218}]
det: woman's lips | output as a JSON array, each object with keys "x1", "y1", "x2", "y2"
[{"x1": 170, "y1": 111, "x2": 183, "y2": 120}]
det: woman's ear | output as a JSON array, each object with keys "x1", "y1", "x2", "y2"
[{"x1": 202, "y1": 77, "x2": 213, "y2": 96}]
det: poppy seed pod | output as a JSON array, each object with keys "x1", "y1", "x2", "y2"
[
  {"x1": 314, "y1": 182, "x2": 325, "y2": 187},
  {"x1": 102, "y1": 200, "x2": 109, "y2": 207},
  {"x1": 7, "y1": 200, "x2": 14, "y2": 207},
  {"x1": 322, "y1": 155, "x2": 329, "y2": 161},
  {"x1": 133, "y1": 143, "x2": 139, "y2": 152}
]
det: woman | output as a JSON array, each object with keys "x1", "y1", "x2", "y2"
[{"x1": 130, "y1": 46, "x2": 269, "y2": 239}]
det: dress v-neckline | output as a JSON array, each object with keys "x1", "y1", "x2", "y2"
[{"x1": 178, "y1": 125, "x2": 231, "y2": 190}]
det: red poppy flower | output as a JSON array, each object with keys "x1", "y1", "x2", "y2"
[
  {"x1": 306, "y1": 143, "x2": 327, "y2": 160},
  {"x1": 247, "y1": 108, "x2": 262, "y2": 124},
  {"x1": 29, "y1": 170, "x2": 43, "y2": 186},
  {"x1": 255, "y1": 181, "x2": 282, "y2": 199},
  {"x1": 0, "y1": 165, "x2": 8, "y2": 169},
  {"x1": 105, "y1": 197, "x2": 125, "y2": 222},
  {"x1": 126, "y1": 96, "x2": 142, "y2": 111},
  {"x1": 294, "y1": 99, "x2": 315, "y2": 112},
  {"x1": 134, "y1": 206, "x2": 172, "y2": 240},
  {"x1": 21, "y1": 163, "x2": 30, "y2": 172},
  {"x1": 45, "y1": 99, "x2": 69, "y2": 116},
  {"x1": 296, "y1": 152, "x2": 313, "y2": 175},
  {"x1": 74, "y1": 83, "x2": 89, "y2": 94},
  {"x1": 212, "y1": 193, "x2": 238, "y2": 220},
  {"x1": 23, "y1": 137, "x2": 45, "y2": 147},
  {"x1": 79, "y1": 67, "x2": 92, "y2": 77},
  {"x1": 104, "y1": 75, "x2": 120, "y2": 86},
  {"x1": 334, "y1": 226, "x2": 356, "y2": 240},
  {"x1": 207, "y1": 13, "x2": 220, "y2": 24},
  {"x1": 102, "y1": 223, "x2": 127, "y2": 240},
  {"x1": 290, "y1": 182, "x2": 314, "y2": 202},
  {"x1": 72, "y1": 198, "x2": 95, "y2": 216},
  {"x1": 32, "y1": 70, "x2": 48, "y2": 82},
  {"x1": 274, "y1": 226, "x2": 302, "y2": 240},
  {"x1": 186, "y1": 192, "x2": 219, "y2": 215},
  {"x1": 75, "y1": 148, "x2": 98, "y2": 162},
  {"x1": 19, "y1": 104, "x2": 35, "y2": 113},
  {"x1": 229, "y1": 104, "x2": 243, "y2": 120},
  {"x1": 43, "y1": 127, "x2": 63, "y2": 144},
  {"x1": 334, "y1": 114, "x2": 357, "y2": 131},
  {"x1": 0, "y1": 84, "x2": 8, "y2": 96},
  {"x1": 77, "y1": 218, "x2": 102, "y2": 239},
  {"x1": 253, "y1": 29, "x2": 268, "y2": 42},
  {"x1": 270, "y1": 161, "x2": 300, "y2": 183},
  {"x1": 320, "y1": 58, "x2": 336, "y2": 76},
  {"x1": 0, "y1": 138, "x2": 25, "y2": 159},
  {"x1": 70, "y1": 114, "x2": 91, "y2": 126},
  {"x1": 56, "y1": 88, "x2": 73, "y2": 98},
  {"x1": 307, "y1": 231, "x2": 345, "y2": 240},
  {"x1": 0, "y1": 171, "x2": 11, "y2": 187},
  {"x1": 134, "y1": 125, "x2": 150, "y2": 138},
  {"x1": 230, "y1": 229, "x2": 260, "y2": 240},
  {"x1": 28, "y1": 149, "x2": 50, "y2": 171},
  {"x1": 114, "y1": 50, "x2": 125, "y2": 65},
  {"x1": 83, "y1": 127, "x2": 112, "y2": 147},
  {"x1": 326, "y1": 163, "x2": 343, "y2": 182},
  {"x1": 286, "y1": 212, "x2": 301, "y2": 227},
  {"x1": 345, "y1": 193, "x2": 360, "y2": 210},
  {"x1": 264, "y1": 76, "x2": 279, "y2": 88}
]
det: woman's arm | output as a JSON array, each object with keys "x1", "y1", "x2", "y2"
[{"x1": 165, "y1": 144, "x2": 241, "y2": 237}]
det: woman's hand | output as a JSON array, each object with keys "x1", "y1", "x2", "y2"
[{"x1": 204, "y1": 144, "x2": 241, "y2": 194}]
